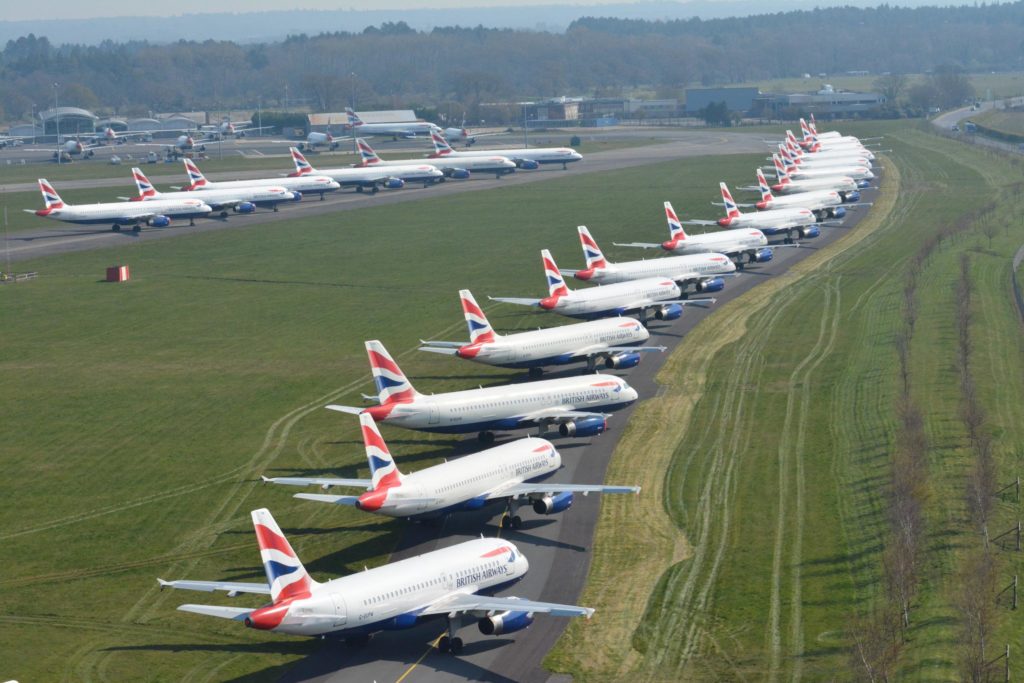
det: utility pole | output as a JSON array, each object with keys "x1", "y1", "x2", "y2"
[{"x1": 53, "y1": 82, "x2": 60, "y2": 165}]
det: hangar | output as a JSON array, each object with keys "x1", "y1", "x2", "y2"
[{"x1": 39, "y1": 106, "x2": 98, "y2": 136}]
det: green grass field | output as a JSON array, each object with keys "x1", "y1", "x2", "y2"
[
  {"x1": 0, "y1": 150, "x2": 759, "y2": 682},
  {"x1": 549, "y1": 123, "x2": 1024, "y2": 680},
  {"x1": 970, "y1": 109, "x2": 1024, "y2": 137}
]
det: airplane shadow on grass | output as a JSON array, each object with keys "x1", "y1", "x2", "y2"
[{"x1": 12, "y1": 227, "x2": 143, "y2": 242}]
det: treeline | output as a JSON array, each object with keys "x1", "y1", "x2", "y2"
[{"x1": 1, "y1": 3, "x2": 1022, "y2": 123}]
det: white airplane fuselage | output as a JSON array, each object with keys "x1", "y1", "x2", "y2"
[
  {"x1": 357, "y1": 374, "x2": 637, "y2": 434},
  {"x1": 758, "y1": 189, "x2": 842, "y2": 212},
  {"x1": 249, "y1": 538, "x2": 529, "y2": 636},
  {"x1": 137, "y1": 186, "x2": 296, "y2": 210},
  {"x1": 664, "y1": 228, "x2": 768, "y2": 257},
  {"x1": 787, "y1": 164, "x2": 874, "y2": 181},
  {"x1": 433, "y1": 147, "x2": 582, "y2": 166},
  {"x1": 545, "y1": 277, "x2": 681, "y2": 318},
  {"x1": 774, "y1": 176, "x2": 858, "y2": 195},
  {"x1": 577, "y1": 253, "x2": 736, "y2": 285},
  {"x1": 34, "y1": 198, "x2": 211, "y2": 225},
  {"x1": 190, "y1": 175, "x2": 341, "y2": 195},
  {"x1": 451, "y1": 317, "x2": 650, "y2": 368},
  {"x1": 721, "y1": 206, "x2": 816, "y2": 230},
  {"x1": 352, "y1": 122, "x2": 441, "y2": 138},
  {"x1": 363, "y1": 156, "x2": 516, "y2": 176},
  {"x1": 300, "y1": 165, "x2": 442, "y2": 185}
]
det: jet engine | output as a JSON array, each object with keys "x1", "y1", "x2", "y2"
[
  {"x1": 558, "y1": 416, "x2": 606, "y2": 437},
  {"x1": 830, "y1": 206, "x2": 847, "y2": 219},
  {"x1": 842, "y1": 191, "x2": 861, "y2": 203},
  {"x1": 516, "y1": 159, "x2": 540, "y2": 170},
  {"x1": 799, "y1": 225, "x2": 821, "y2": 239},
  {"x1": 385, "y1": 178, "x2": 405, "y2": 189},
  {"x1": 446, "y1": 168, "x2": 471, "y2": 180},
  {"x1": 148, "y1": 215, "x2": 171, "y2": 227},
  {"x1": 654, "y1": 303, "x2": 684, "y2": 321},
  {"x1": 750, "y1": 248, "x2": 774, "y2": 263},
  {"x1": 532, "y1": 491, "x2": 574, "y2": 515},
  {"x1": 696, "y1": 277, "x2": 725, "y2": 293},
  {"x1": 234, "y1": 202, "x2": 256, "y2": 214},
  {"x1": 478, "y1": 610, "x2": 534, "y2": 635},
  {"x1": 604, "y1": 352, "x2": 641, "y2": 370}
]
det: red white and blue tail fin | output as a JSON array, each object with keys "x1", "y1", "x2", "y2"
[
  {"x1": 800, "y1": 118, "x2": 814, "y2": 142},
  {"x1": 37, "y1": 179, "x2": 65, "y2": 209},
  {"x1": 430, "y1": 131, "x2": 454, "y2": 156},
  {"x1": 577, "y1": 226, "x2": 609, "y2": 270},
  {"x1": 460, "y1": 289, "x2": 497, "y2": 344},
  {"x1": 131, "y1": 167, "x2": 160, "y2": 201},
  {"x1": 355, "y1": 138, "x2": 381, "y2": 165},
  {"x1": 365, "y1": 340, "x2": 419, "y2": 405},
  {"x1": 664, "y1": 201, "x2": 687, "y2": 241},
  {"x1": 345, "y1": 107, "x2": 364, "y2": 127},
  {"x1": 772, "y1": 154, "x2": 791, "y2": 184},
  {"x1": 359, "y1": 414, "x2": 404, "y2": 490},
  {"x1": 183, "y1": 158, "x2": 208, "y2": 189},
  {"x1": 541, "y1": 249, "x2": 571, "y2": 298},
  {"x1": 809, "y1": 113, "x2": 818, "y2": 134},
  {"x1": 288, "y1": 147, "x2": 315, "y2": 176},
  {"x1": 720, "y1": 182, "x2": 742, "y2": 219},
  {"x1": 251, "y1": 508, "x2": 314, "y2": 604},
  {"x1": 756, "y1": 168, "x2": 774, "y2": 202}
]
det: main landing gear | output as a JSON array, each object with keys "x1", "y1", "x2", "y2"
[
  {"x1": 477, "y1": 430, "x2": 495, "y2": 444},
  {"x1": 437, "y1": 616, "x2": 464, "y2": 655},
  {"x1": 501, "y1": 499, "x2": 523, "y2": 529}
]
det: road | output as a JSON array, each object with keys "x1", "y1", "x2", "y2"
[
  {"x1": 3, "y1": 131, "x2": 764, "y2": 264},
  {"x1": 272, "y1": 186, "x2": 881, "y2": 681}
]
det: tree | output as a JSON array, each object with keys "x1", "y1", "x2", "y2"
[
  {"x1": 930, "y1": 64, "x2": 974, "y2": 109},
  {"x1": 873, "y1": 73, "x2": 908, "y2": 105},
  {"x1": 698, "y1": 101, "x2": 730, "y2": 127}
]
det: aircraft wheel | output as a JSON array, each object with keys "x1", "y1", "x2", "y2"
[
  {"x1": 784, "y1": 236, "x2": 793, "y2": 245},
  {"x1": 370, "y1": 186, "x2": 379, "y2": 195},
  {"x1": 220, "y1": 211, "x2": 229, "y2": 218},
  {"x1": 511, "y1": 515, "x2": 523, "y2": 529},
  {"x1": 478, "y1": 431, "x2": 495, "y2": 444},
  {"x1": 500, "y1": 515, "x2": 512, "y2": 529},
  {"x1": 356, "y1": 186, "x2": 363, "y2": 194},
  {"x1": 449, "y1": 637, "x2": 463, "y2": 655},
  {"x1": 437, "y1": 636, "x2": 451, "y2": 653},
  {"x1": 528, "y1": 367, "x2": 544, "y2": 379},
  {"x1": 111, "y1": 224, "x2": 121, "y2": 232},
  {"x1": 735, "y1": 261, "x2": 745, "y2": 270},
  {"x1": 132, "y1": 225, "x2": 141, "y2": 234}
]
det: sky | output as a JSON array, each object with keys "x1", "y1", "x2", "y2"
[{"x1": 5, "y1": 0, "x2": 651, "y2": 22}]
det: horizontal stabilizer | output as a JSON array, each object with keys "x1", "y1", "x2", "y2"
[
  {"x1": 158, "y1": 578, "x2": 271, "y2": 595},
  {"x1": 488, "y1": 296, "x2": 541, "y2": 307},
  {"x1": 177, "y1": 604, "x2": 253, "y2": 621},
  {"x1": 294, "y1": 493, "x2": 361, "y2": 506},
  {"x1": 613, "y1": 242, "x2": 660, "y2": 250},
  {"x1": 326, "y1": 404, "x2": 363, "y2": 415},
  {"x1": 419, "y1": 340, "x2": 464, "y2": 348},
  {"x1": 418, "y1": 346, "x2": 459, "y2": 356},
  {"x1": 262, "y1": 474, "x2": 372, "y2": 489}
]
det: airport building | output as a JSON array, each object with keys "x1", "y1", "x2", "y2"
[
  {"x1": 39, "y1": 106, "x2": 99, "y2": 136},
  {"x1": 685, "y1": 87, "x2": 761, "y2": 114},
  {"x1": 754, "y1": 85, "x2": 886, "y2": 119}
]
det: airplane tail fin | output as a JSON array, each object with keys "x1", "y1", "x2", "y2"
[
  {"x1": 772, "y1": 154, "x2": 791, "y2": 184},
  {"x1": 355, "y1": 138, "x2": 381, "y2": 165},
  {"x1": 289, "y1": 147, "x2": 315, "y2": 176},
  {"x1": 430, "y1": 131, "x2": 454, "y2": 156},
  {"x1": 720, "y1": 182, "x2": 741, "y2": 218},
  {"x1": 577, "y1": 226, "x2": 609, "y2": 269},
  {"x1": 809, "y1": 113, "x2": 818, "y2": 134},
  {"x1": 359, "y1": 414, "x2": 404, "y2": 491},
  {"x1": 345, "y1": 107, "x2": 363, "y2": 127},
  {"x1": 664, "y1": 201, "x2": 687, "y2": 241},
  {"x1": 460, "y1": 289, "x2": 497, "y2": 344},
  {"x1": 251, "y1": 508, "x2": 315, "y2": 604},
  {"x1": 131, "y1": 167, "x2": 160, "y2": 200},
  {"x1": 365, "y1": 340, "x2": 419, "y2": 405},
  {"x1": 756, "y1": 168, "x2": 774, "y2": 202},
  {"x1": 183, "y1": 158, "x2": 208, "y2": 189},
  {"x1": 541, "y1": 249, "x2": 571, "y2": 298},
  {"x1": 37, "y1": 179, "x2": 65, "y2": 209},
  {"x1": 800, "y1": 118, "x2": 813, "y2": 142}
]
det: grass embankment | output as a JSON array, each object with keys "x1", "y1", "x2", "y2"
[
  {"x1": 0, "y1": 151, "x2": 757, "y2": 682},
  {"x1": 549, "y1": 123, "x2": 1024, "y2": 680}
]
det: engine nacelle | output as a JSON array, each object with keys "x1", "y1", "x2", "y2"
[
  {"x1": 751, "y1": 248, "x2": 774, "y2": 263},
  {"x1": 459, "y1": 495, "x2": 488, "y2": 511},
  {"x1": 654, "y1": 303, "x2": 684, "y2": 321},
  {"x1": 605, "y1": 352, "x2": 641, "y2": 370},
  {"x1": 697, "y1": 277, "x2": 725, "y2": 293},
  {"x1": 447, "y1": 168, "x2": 471, "y2": 180},
  {"x1": 856, "y1": 179, "x2": 870, "y2": 189},
  {"x1": 383, "y1": 612, "x2": 419, "y2": 630},
  {"x1": 149, "y1": 215, "x2": 171, "y2": 228},
  {"x1": 517, "y1": 159, "x2": 539, "y2": 170},
  {"x1": 385, "y1": 178, "x2": 405, "y2": 189},
  {"x1": 842, "y1": 190, "x2": 861, "y2": 203},
  {"x1": 235, "y1": 201, "x2": 256, "y2": 214},
  {"x1": 800, "y1": 225, "x2": 821, "y2": 239},
  {"x1": 831, "y1": 206, "x2": 847, "y2": 219},
  {"x1": 559, "y1": 416, "x2": 606, "y2": 438},
  {"x1": 478, "y1": 610, "x2": 534, "y2": 636},
  {"x1": 532, "y1": 491, "x2": 574, "y2": 515}
]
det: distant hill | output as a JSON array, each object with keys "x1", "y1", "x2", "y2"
[{"x1": 0, "y1": 0, "x2": 950, "y2": 46}]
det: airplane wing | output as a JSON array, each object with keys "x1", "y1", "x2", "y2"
[
  {"x1": 612, "y1": 241, "x2": 662, "y2": 250},
  {"x1": 157, "y1": 578, "x2": 271, "y2": 595},
  {"x1": 177, "y1": 605, "x2": 254, "y2": 621},
  {"x1": 602, "y1": 345, "x2": 667, "y2": 354},
  {"x1": 419, "y1": 592, "x2": 593, "y2": 619},
  {"x1": 486, "y1": 482, "x2": 640, "y2": 499},
  {"x1": 261, "y1": 474, "x2": 372, "y2": 489},
  {"x1": 626, "y1": 298, "x2": 716, "y2": 310},
  {"x1": 488, "y1": 297, "x2": 541, "y2": 307},
  {"x1": 516, "y1": 406, "x2": 609, "y2": 424},
  {"x1": 293, "y1": 493, "x2": 361, "y2": 506}
]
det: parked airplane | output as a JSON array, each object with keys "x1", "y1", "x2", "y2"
[
  {"x1": 158, "y1": 508, "x2": 593, "y2": 654},
  {"x1": 780, "y1": 141, "x2": 871, "y2": 169},
  {"x1": 560, "y1": 226, "x2": 736, "y2": 293},
  {"x1": 491, "y1": 249, "x2": 707, "y2": 322},
  {"x1": 429, "y1": 132, "x2": 581, "y2": 170},
  {"x1": 264, "y1": 413, "x2": 640, "y2": 527},
  {"x1": 614, "y1": 201, "x2": 773, "y2": 270},
  {"x1": 685, "y1": 183, "x2": 820, "y2": 243},
  {"x1": 770, "y1": 156, "x2": 863, "y2": 199},
  {"x1": 353, "y1": 138, "x2": 515, "y2": 179},
  {"x1": 327, "y1": 340, "x2": 638, "y2": 441},
  {"x1": 200, "y1": 118, "x2": 272, "y2": 139},
  {"x1": 181, "y1": 158, "x2": 341, "y2": 199},
  {"x1": 287, "y1": 147, "x2": 442, "y2": 191},
  {"x1": 419, "y1": 290, "x2": 662, "y2": 375},
  {"x1": 126, "y1": 167, "x2": 297, "y2": 216},
  {"x1": 345, "y1": 107, "x2": 442, "y2": 140},
  {"x1": 440, "y1": 122, "x2": 504, "y2": 147},
  {"x1": 773, "y1": 153, "x2": 874, "y2": 182},
  {"x1": 788, "y1": 129, "x2": 873, "y2": 160},
  {"x1": 747, "y1": 169, "x2": 846, "y2": 220},
  {"x1": 26, "y1": 178, "x2": 212, "y2": 232}
]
